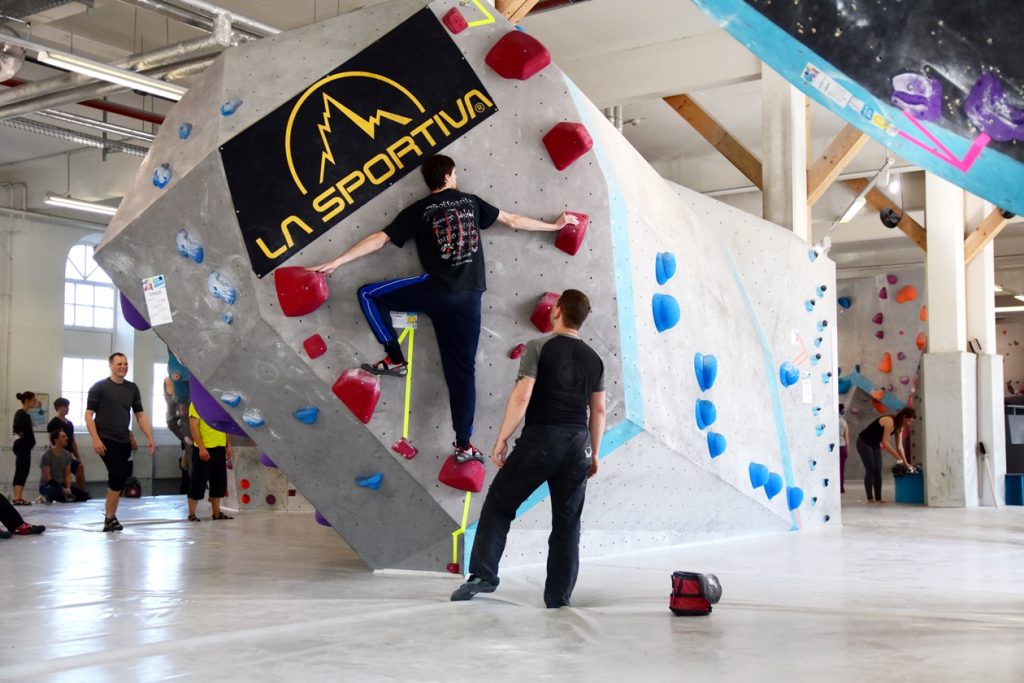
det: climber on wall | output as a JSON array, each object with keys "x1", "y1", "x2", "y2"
[{"x1": 309, "y1": 155, "x2": 578, "y2": 463}]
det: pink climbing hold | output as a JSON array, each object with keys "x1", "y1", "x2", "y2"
[
  {"x1": 437, "y1": 455, "x2": 485, "y2": 493},
  {"x1": 887, "y1": 274, "x2": 898, "y2": 285},
  {"x1": 879, "y1": 287, "x2": 888, "y2": 299},
  {"x1": 900, "y1": 376, "x2": 911, "y2": 385},
  {"x1": 274, "y1": 266, "x2": 329, "y2": 317},
  {"x1": 485, "y1": 30, "x2": 551, "y2": 80},
  {"x1": 331, "y1": 368, "x2": 380, "y2": 424},
  {"x1": 897, "y1": 351, "x2": 906, "y2": 360},
  {"x1": 875, "y1": 330, "x2": 885, "y2": 339},
  {"x1": 303, "y1": 334, "x2": 327, "y2": 359},
  {"x1": 509, "y1": 343, "x2": 526, "y2": 359},
  {"x1": 531, "y1": 291, "x2": 560, "y2": 333},
  {"x1": 872, "y1": 312, "x2": 884, "y2": 324},
  {"x1": 554, "y1": 212, "x2": 589, "y2": 255},
  {"x1": 542, "y1": 122, "x2": 593, "y2": 171},
  {"x1": 391, "y1": 437, "x2": 418, "y2": 460},
  {"x1": 442, "y1": 7, "x2": 468, "y2": 34}
]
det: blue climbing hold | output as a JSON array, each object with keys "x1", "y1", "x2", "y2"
[
  {"x1": 837, "y1": 296, "x2": 852, "y2": 309},
  {"x1": 809, "y1": 459, "x2": 818, "y2": 471},
  {"x1": 655, "y1": 252, "x2": 677, "y2": 285},
  {"x1": 707, "y1": 432, "x2": 726, "y2": 458},
  {"x1": 220, "y1": 98, "x2": 243, "y2": 116},
  {"x1": 749, "y1": 462, "x2": 769, "y2": 488},
  {"x1": 817, "y1": 320, "x2": 828, "y2": 332},
  {"x1": 786, "y1": 486, "x2": 804, "y2": 510},
  {"x1": 805, "y1": 299, "x2": 816, "y2": 312},
  {"x1": 175, "y1": 228, "x2": 204, "y2": 263},
  {"x1": 356, "y1": 472, "x2": 383, "y2": 490},
  {"x1": 207, "y1": 271, "x2": 237, "y2": 305},
  {"x1": 242, "y1": 408, "x2": 264, "y2": 428},
  {"x1": 814, "y1": 336, "x2": 823, "y2": 348},
  {"x1": 293, "y1": 406, "x2": 319, "y2": 424},
  {"x1": 811, "y1": 406, "x2": 821, "y2": 416},
  {"x1": 808, "y1": 249, "x2": 818, "y2": 262},
  {"x1": 779, "y1": 361, "x2": 800, "y2": 388},
  {"x1": 220, "y1": 391, "x2": 242, "y2": 407},
  {"x1": 821, "y1": 372, "x2": 832, "y2": 384},
  {"x1": 152, "y1": 163, "x2": 172, "y2": 189},
  {"x1": 694, "y1": 353, "x2": 718, "y2": 392},
  {"x1": 837, "y1": 377, "x2": 852, "y2": 394},
  {"x1": 816, "y1": 285, "x2": 827, "y2": 298},
  {"x1": 695, "y1": 399, "x2": 717, "y2": 430},
  {"x1": 811, "y1": 496, "x2": 818, "y2": 506},
  {"x1": 828, "y1": 443, "x2": 836, "y2": 453},
  {"x1": 178, "y1": 122, "x2": 193, "y2": 139},
  {"x1": 764, "y1": 472, "x2": 783, "y2": 500},
  {"x1": 815, "y1": 423, "x2": 826, "y2": 437},
  {"x1": 652, "y1": 293, "x2": 680, "y2": 332},
  {"x1": 222, "y1": 312, "x2": 234, "y2": 325},
  {"x1": 810, "y1": 353, "x2": 821, "y2": 366}
]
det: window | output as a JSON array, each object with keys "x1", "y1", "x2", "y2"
[
  {"x1": 61, "y1": 357, "x2": 112, "y2": 426},
  {"x1": 152, "y1": 362, "x2": 168, "y2": 428},
  {"x1": 64, "y1": 243, "x2": 115, "y2": 329}
]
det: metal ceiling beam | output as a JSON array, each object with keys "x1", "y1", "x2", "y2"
[
  {"x1": 0, "y1": 115, "x2": 149, "y2": 155},
  {"x1": 160, "y1": 0, "x2": 280, "y2": 37}
]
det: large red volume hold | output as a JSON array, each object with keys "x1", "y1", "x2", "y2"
[
  {"x1": 332, "y1": 369, "x2": 381, "y2": 424},
  {"x1": 554, "y1": 212, "x2": 589, "y2": 255},
  {"x1": 542, "y1": 122, "x2": 593, "y2": 171},
  {"x1": 484, "y1": 30, "x2": 551, "y2": 80},
  {"x1": 531, "y1": 291, "x2": 560, "y2": 333},
  {"x1": 437, "y1": 455, "x2": 485, "y2": 493},
  {"x1": 274, "y1": 266, "x2": 329, "y2": 317}
]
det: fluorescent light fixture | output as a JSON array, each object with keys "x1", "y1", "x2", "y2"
[
  {"x1": 839, "y1": 197, "x2": 867, "y2": 223},
  {"x1": 45, "y1": 193, "x2": 119, "y2": 217},
  {"x1": 1, "y1": 34, "x2": 185, "y2": 101},
  {"x1": 995, "y1": 305, "x2": 1024, "y2": 313},
  {"x1": 994, "y1": 284, "x2": 1005, "y2": 293},
  {"x1": 1015, "y1": 295, "x2": 1024, "y2": 303}
]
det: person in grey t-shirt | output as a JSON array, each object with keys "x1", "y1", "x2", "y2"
[
  {"x1": 38, "y1": 430, "x2": 76, "y2": 503},
  {"x1": 85, "y1": 352, "x2": 155, "y2": 532}
]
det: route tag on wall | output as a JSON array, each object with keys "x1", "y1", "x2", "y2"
[
  {"x1": 391, "y1": 312, "x2": 418, "y2": 329},
  {"x1": 142, "y1": 275, "x2": 173, "y2": 326}
]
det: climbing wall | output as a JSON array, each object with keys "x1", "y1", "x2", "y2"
[
  {"x1": 997, "y1": 321, "x2": 1024, "y2": 397},
  {"x1": 836, "y1": 269, "x2": 928, "y2": 480},
  {"x1": 95, "y1": 0, "x2": 838, "y2": 572}
]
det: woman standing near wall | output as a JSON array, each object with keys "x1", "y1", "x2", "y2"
[
  {"x1": 11, "y1": 391, "x2": 38, "y2": 505},
  {"x1": 856, "y1": 407, "x2": 916, "y2": 503}
]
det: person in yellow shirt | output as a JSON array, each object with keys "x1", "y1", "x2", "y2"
[{"x1": 186, "y1": 403, "x2": 233, "y2": 522}]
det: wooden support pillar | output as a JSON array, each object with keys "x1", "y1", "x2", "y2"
[{"x1": 496, "y1": 0, "x2": 541, "y2": 22}]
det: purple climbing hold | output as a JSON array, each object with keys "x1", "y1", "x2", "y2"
[
  {"x1": 188, "y1": 375, "x2": 247, "y2": 436},
  {"x1": 119, "y1": 292, "x2": 151, "y2": 331},
  {"x1": 875, "y1": 330, "x2": 885, "y2": 339},
  {"x1": 965, "y1": 72, "x2": 1024, "y2": 142},
  {"x1": 872, "y1": 312, "x2": 884, "y2": 325},
  {"x1": 891, "y1": 73, "x2": 943, "y2": 122},
  {"x1": 879, "y1": 287, "x2": 888, "y2": 300},
  {"x1": 897, "y1": 351, "x2": 907, "y2": 361},
  {"x1": 900, "y1": 376, "x2": 911, "y2": 385},
  {"x1": 887, "y1": 274, "x2": 898, "y2": 285},
  {"x1": 314, "y1": 510, "x2": 331, "y2": 527},
  {"x1": 259, "y1": 453, "x2": 276, "y2": 468}
]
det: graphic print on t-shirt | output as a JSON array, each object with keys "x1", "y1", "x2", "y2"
[{"x1": 425, "y1": 196, "x2": 481, "y2": 267}]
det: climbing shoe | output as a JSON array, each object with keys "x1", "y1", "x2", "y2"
[
  {"x1": 103, "y1": 516, "x2": 123, "y2": 532},
  {"x1": 452, "y1": 443, "x2": 485, "y2": 464},
  {"x1": 14, "y1": 523, "x2": 45, "y2": 535},
  {"x1": 361, "y1": 356, "x2": 408, "y2": 377},
  {"x1": 450, "y1": 576, "x2": 497, "y2": 602}
]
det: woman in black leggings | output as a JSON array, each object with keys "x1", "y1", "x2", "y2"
[
  {"x1": 11, "y1": 391, "x2": 38, "y2": 505},
  {"x1": 856, "y1": 407, "x2": 916, "y2": 502}
]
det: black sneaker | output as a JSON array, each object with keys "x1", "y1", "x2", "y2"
[
  {"x1": 452, "y1": 443, "x2": 485, "y2": 464},
  {"x1": 103, "y1": 517, "x2": 123, "y2": 532},
  {"x1": 450, "y1": 576, "x2": 497, "y2": 601},
  {"x1": 0, "y1": 529, "x2": 10, "y2": 539},
  {"x1": 361, "y1": 356, "x2": 408, "y2": 377}
]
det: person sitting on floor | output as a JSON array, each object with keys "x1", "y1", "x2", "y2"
[
  {"x1": 38, "y1": 429, "x2": 90, "y2": 503},
  {"x1": 47, "y1": 397, "x2": 87, "y2": 492}
]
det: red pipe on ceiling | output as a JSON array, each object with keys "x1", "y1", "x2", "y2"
[{"x1": 1, "y1": 78, "x2": 166, "y2": 125}]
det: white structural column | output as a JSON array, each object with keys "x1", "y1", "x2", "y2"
[
  {"x1": 965, "y1": 195, "x2": 1006, "y2": 506},
  {"x1": 761, "y1": 64, "x2": 809, "y2": 241},
  {"x1": 922, "y1": 173, "x2": 977, "y2": 507}
]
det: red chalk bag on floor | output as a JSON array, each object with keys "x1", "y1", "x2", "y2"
[{"x1": 670, "y1": 571, "x2": 722, "y2": 616}]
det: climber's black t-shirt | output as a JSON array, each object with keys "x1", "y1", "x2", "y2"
[{"x1": 383, "y1": 189, "x2": 500, "y2": 292}]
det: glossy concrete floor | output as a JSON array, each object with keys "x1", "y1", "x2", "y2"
[{"x1": 2, "y1": 491, "x2": 1022, "y2": 682}]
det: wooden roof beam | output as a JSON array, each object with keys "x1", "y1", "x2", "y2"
[
  {"x1": 663, "y1": 93, "x2": 763, "y2": 189},
  {"x1": 846, "y1": 178, "x2": 928, "y2": 251},
  {"x1": 964, "y1": 208, "x2": 1012, "y2": 265},
  {"x1": 807, "y1": 124, "x2": 869, "y2": 206},
  {"x1": 497, "y1": 0, "x2": 542, "y2": 22}
]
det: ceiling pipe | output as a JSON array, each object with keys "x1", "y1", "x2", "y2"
[
  {"x1": 2, "y1": 77, "x2": 165, "y2": 125},
  {"x1": 161, "y1": 0, "x2": 281, "y2": 37},
  {"x1": 0, "y1": 116, "x2": 150, "y2": 156},
  {"x1": 34, "y1": 108, "x2": 156, "y2": 142},
  {"x1": 117, "y1": 0, "x2": 262, "y2": 41},
  {"x1": 0, "y1": 14, "x2": 233, "y2": 109},
  {"x1": 0, "y1": 55, "x2": 213, "y2": 120}
]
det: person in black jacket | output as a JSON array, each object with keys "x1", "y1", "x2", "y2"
[{"x1": 11, "y1": 391, "x2": 38, "y2": 506}]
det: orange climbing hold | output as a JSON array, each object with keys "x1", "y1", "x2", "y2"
[
  {"x1": 871, "y1": 399, "x2": 888, "y2": 414},
  {"x1": 554, "y1": 212, "x2": 589, "y2": 255},
  {"x1": 485, "y1": 30, "x2": 551, "y2": 80},
  {"x1": 870, "y1": 388, "x2": 886, "y2": 401},
  {"x1": 879, "y1": 352, "x2": 892, "y2": 373},
  {"x1": 274, "y1": 266, "x2": 329, "y2": 317},
  {"x1": 531, "y1": 291, "x2": 560, "y2": 333},
  {"x1": 916, "y1": 332, "x2": 927, "y2": 351},
  {"x1": 542, "y1": 122, "x2": 593, "y2": 171},
  {"x1": 331, "y1": 369, "x2": 381, "y2": 424},
  {"x1": 920, "y1": 305, "x2": 927, "y2": 322},
  {"x1": 895, "y1": 285, "x2": 918, "y2": 304},
  {"x1": 438, "y1": 455, "x2": 485, "y2": 493}
]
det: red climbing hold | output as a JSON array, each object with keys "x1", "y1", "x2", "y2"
[
  {"x1": 542, "y1": 122, "x2": 593, "y2": 171},
  {"x1": 274, "y1": 266, "x2": 329, "y2": 317},
  {"x1": 331, "y1": 369, "x2": 381, "y2": 424},
  {"x1": 438, "y1": 455, "x2": 486, "y2": 493},
  {"x1": 531, "y1": 291, "x2": 560, "y2": 333},
  {"x1": 303, "y1": 334, "x2": 327, "y2": 359},
  {"x1": 446, "y1": 562, "x2": 461, "y2": 574},
  {"x1": 391, "y1": 437, "x2": 418, "y2": 460},
  {"x1": 442, "y1": 7, "x2": 468, "y2": 34},
  {"x1": 484, "y1": 30, "x2": 551, "y2": 80},
  {"x1": 509, "y1": 343, "x2": 526, "y2": 359},
  {"x1": 555, "y1": 212, "x2": 589, "y2": 255}
]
